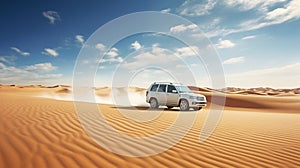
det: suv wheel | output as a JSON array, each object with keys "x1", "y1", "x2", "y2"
[
  {"x1": 179, "y1": 99, "x2": 189, "y2": 111},
  {"x1": 149, "y1": 98, "x2": 158, "y2": 109}
]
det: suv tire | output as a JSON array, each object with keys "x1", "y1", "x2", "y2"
[
  {"x1": 179, "y1": 99, "x2": 189, "y2": 111},
  {"x1": 149, "y1": 98, "x2": 158, "y2": 109}
]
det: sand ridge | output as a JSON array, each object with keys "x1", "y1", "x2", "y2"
[{"x1": 0, "y1": 86, "x2": 300, "y2": 167}]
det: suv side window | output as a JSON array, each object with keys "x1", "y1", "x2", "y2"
[
  {"x1": 167, "y1": 85, "x2": 176, "y2": 93},
  {"x1": 158, "y1": 84, "x2": 166, "y2": 92},
  {"x1": 150, "y1": 84, "x2": 159, "y2": 92}
]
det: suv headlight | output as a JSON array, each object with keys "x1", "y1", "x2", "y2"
[
  {"x1": 189, "y1": 96, "x2": 197, "y2": 99},
  {"x1": 197, "y1": 96, "x2": 205, "y2": 101}
]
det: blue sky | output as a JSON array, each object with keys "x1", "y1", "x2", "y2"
[{"x1": 0, "y1": 0, "x2": 300, "y2": 88}]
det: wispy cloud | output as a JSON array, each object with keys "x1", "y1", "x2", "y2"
[
  {"x1": 95, "y1": 43, "x2": 106, "y2": 51},
  {"x1": 224, "y1": 0, "x2": 286, "y2": 12},
  {"x1": 121, "y1": 44, "x2": 200, "y2": 69},
  {"x1": 0, "y1": 56, "x2": 17, "y2": 65},
  {"x1": 161, "y1": 8, "x2": 171, "y2": 13},
  {"x1": 42, "y1": 48, "x2": 59, "y2": 57},
  {"x1": 131, "y1": 41, "x2": 142, "y2": 51},
  {"x1": 177, "y1": 0, "x2": 299, "y2": 38},
  {"x1": 216, "y1": 39, "x2": 236, "y2": 49},
  {"x1": 201, "y1": 18, "x2": 221, "y2": 30},
  {"x1": 242, "y1": 35, "x2": 256, "y2": 40},
  {"x1": 178, "y1": 0, "x2": 216, "y2": 16},
  {"x1": 42, "y1": 11, "x2": 61, "y2": 24},
  {"x1": 175, "y1": 46, "x2": 200, "y2": 57},
  {"x1": 263, "y1": 0, "x2": 300, "y2": 24},
  {"x1": 239, "y1": 0, "x2": 300, "y2": 31},
  {"x1": 24, "y1": 63, "x2": 57, "y2": 72},
  {"x1": 99, "y1": 57, "x2": 123, "y2": 63},
  {"x1": 170, "y1": 24, "x2": 197, "y2": 33},
  {"x1": 11, "y1": 47, "x2": 30, "y2": 56},
  {"x1": 75, "y1": 35, "x2": 85, "y2": 45},
  {"x1": 223, "y1": 56, "x2": 245, "y2": 64}
]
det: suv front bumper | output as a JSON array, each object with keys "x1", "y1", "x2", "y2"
[{"x1": 189, "y1": 100, "x2": 207, "y2": 107}]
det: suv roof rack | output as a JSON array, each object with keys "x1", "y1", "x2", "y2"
[
  {"x1": 153, "y1": 82, "x2": 183, "y2": 85},
  {"x1": 154, "y1": 82, "x2": 172, "y2": 84}
]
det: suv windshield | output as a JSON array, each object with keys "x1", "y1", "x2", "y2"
[{"x1": 175, "y1": 85, "x2": 192, "y2": 93}]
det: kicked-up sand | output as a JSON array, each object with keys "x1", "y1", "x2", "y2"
[{"x1": 0, "y1": 85, "x2": 300, "y2": 167}]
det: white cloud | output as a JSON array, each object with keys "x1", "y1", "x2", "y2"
[
  {"x1": 121, "y1": 44, "x2": 203, "y2": 71},
  {"x1": 175, "y1": 46, "x2": 200, "y2": 57},
  {"x1": 152, "y1": 43, "x2": 159, "y2": 48},
  {"x1": 131, "y1": 41, "x2": 142, "y2": 51},
  {"x1": 116, "y1": 57, "x2": 124, "y2": 63},
  {"x1": 226, "y1": 62, "x2": 300, "y2": 88},
  {"x1": 0, "y1": 63, "x2": 62, "y2": 85},
  {"x1": 223, "y1": 56, "x2": 245, "y2": 64},
  {"x1": 43, "y1": 48, "x2": 59, "y2": 57},
  {"x1": 178, "y1": 0, "x2": 216, "y2": 16},
  {"x1": 265, "y1": 0, "x2": 300, "y2": 21},
  {"x1": 106, "y1": 48, "x2": 119, "y2": 57},
  {"x1": 95, "y1": 44, "x2": 124, "y2": 63},
  {"x1": 99, "y1": 57, "x2": 123, "y2": 63},
  {"x1": 42, "y1": 11, "x2": 61, "y2": 24},
  {"x1": 97, "y1": 47, "x2": 123, "y2": 63},
  {"x1": 224, "y1": 0, "x2": 286, "y2": 12},
  {"x1": 216, "y1": 39, "x2": 236, "y2": 49},
  {"x1": 75, "y1": 35, "x2": 85, "y2": 45},
  {"x1": 170, "y1": 24, "x2": 197, "y2": 33},
  {"x1": 122, "y1": 46, "x2": 176, "y2": 69},
  {"x1": 24, "y1": 63, "x2": 57, "y2": 72},
  {"x1": 161, "y1": 8, "x2": 171, "y2": 13},
  {"x1": 238, "y1": 0, "x2": 300, "y2": 32},
  {"x1": 0, "y1": 62, "x2": 5, "y2": 69},
  {"x1": 11, "y1": 47, "x2": 30, "y2": 56},
  {"x1": 95, "y1": 43, "x2": 106, "y2": 51},
  {"x1": 242, "y1": 35, "x2": 256, "y2": 40}
]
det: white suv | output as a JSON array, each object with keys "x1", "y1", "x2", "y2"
[{"x1": 146, "y1": 82, "x2": 207, "y2": 111}]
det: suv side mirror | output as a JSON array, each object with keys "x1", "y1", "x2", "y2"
[{"x1": 172, "y1": 90, "x2": 178, "y2": 93}]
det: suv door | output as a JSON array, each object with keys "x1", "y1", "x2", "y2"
[
  {"x1": 166, "y1": 85, "x2": 179, "y2": 105},
  {"x1": 148, "y1": 84, "x2": 158, "y2": 100},
  {"x1": 156, "y1": 84, "x2": 167, "y2": 105}
]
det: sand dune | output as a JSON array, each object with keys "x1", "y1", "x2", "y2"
[
  {"x1": 212, "y1": 87, "x2": 300, "y2": 96},
  {"x1": 0, "y1": 85, "x2": 300, "y2": 167}
]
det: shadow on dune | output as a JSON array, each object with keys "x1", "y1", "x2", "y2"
[{"x1": 110, "y1": 106, "x2": 181, "y2": 111}]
